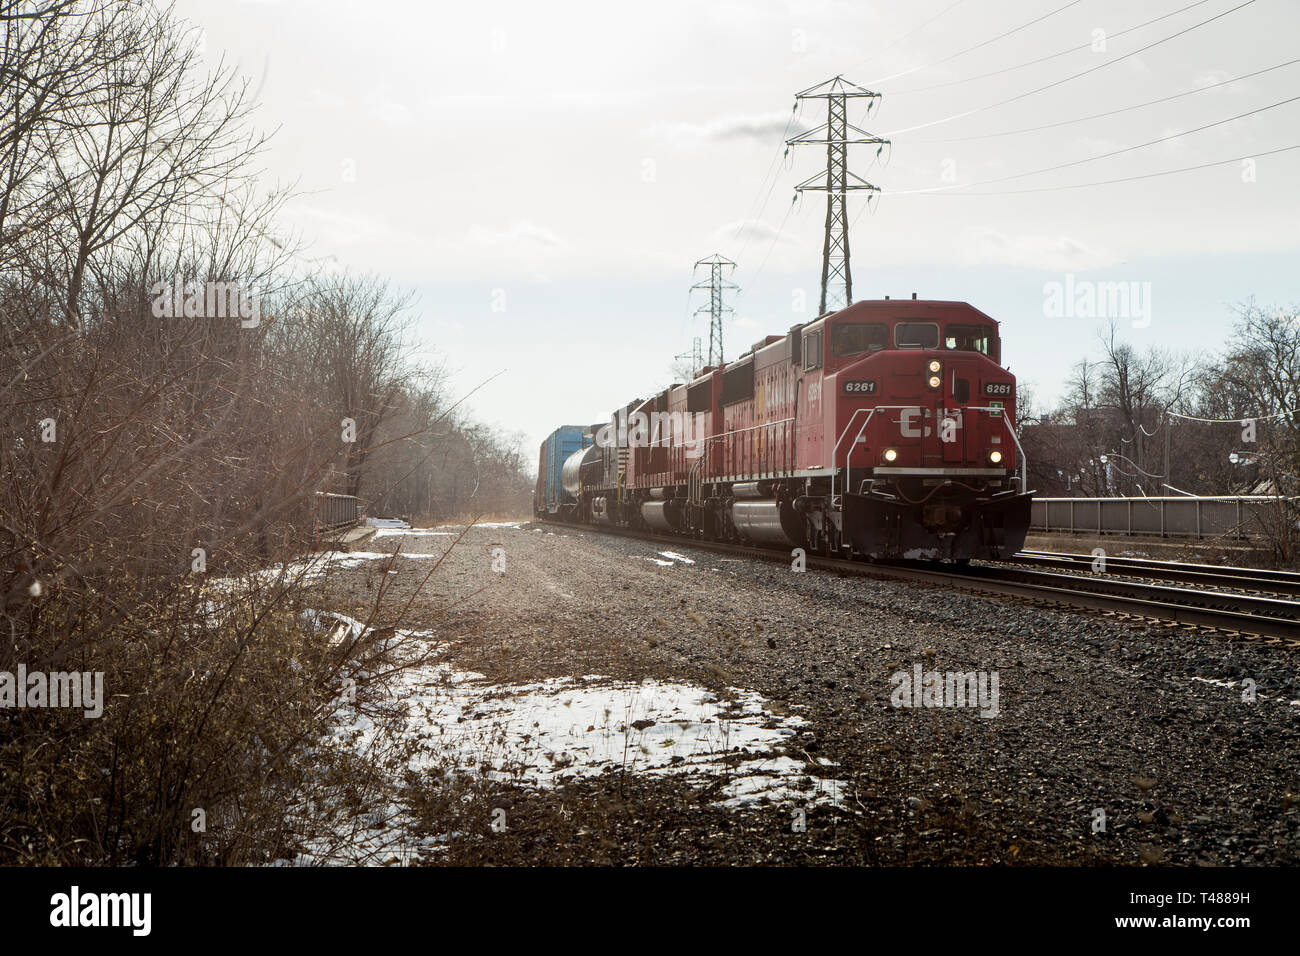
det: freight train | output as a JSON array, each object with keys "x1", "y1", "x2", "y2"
[{"x1": 534, "y1": 297, "x2": 1033, "y2": 561}]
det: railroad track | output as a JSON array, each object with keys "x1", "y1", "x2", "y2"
[
  {"x1": 535, "y1": 519, "x2": 1300, "y2": 645},
  {"x1": 1012, "y1": 549, "x2": 1300, "y2": 598}
]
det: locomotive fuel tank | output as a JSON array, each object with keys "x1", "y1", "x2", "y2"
[
  {"x1": 731, "y1": 499, "x2": 805, "y2": 548},
  {"x1": 641, "y1": 499, "x2": 683, "y2": 533}
]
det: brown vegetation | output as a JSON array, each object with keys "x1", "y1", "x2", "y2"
[{"x1": 0, "y1": 0, "x2": 527, "y2": 863}]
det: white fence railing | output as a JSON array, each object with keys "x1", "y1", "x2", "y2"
[{"x1": 1031, "y1": 495, "x2": 1297, "y2": 539}]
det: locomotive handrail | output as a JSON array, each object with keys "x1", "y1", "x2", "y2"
[
  {"x1": 644, "y1": 416, "x2": 796, "y2": 449},
  {"x1": 682, "y1": 418, "x2": 796, "y2": 488},
  {"x1": 831, "y1": 405, "x2": 898, "y2": 505},
  {"x1": 687, "y1": 435, "x2": 717, "y2": 506},
  {"x1": 702, "y1": 417, "x2": 796, "y2": 443},
  {"x1": 832, "y1": 405, "x2": 1029, "y2": 505},
  {"x1": 964, "y1": 405, "x2": 1030, "y2": 492}
]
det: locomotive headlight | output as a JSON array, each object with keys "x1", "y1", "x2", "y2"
[
  {"x1": 927, "y1": 374, "x2": 942, "y2": 389},
  {"x1": 883, "y1": 447, "x2": 899, "y2": 463},
  {"x1": 988, "y1": 450, "x2": 1003, "y2": 464},
  {"x1": 928, "y1": 359, "x2": 942, "y2": 374}
]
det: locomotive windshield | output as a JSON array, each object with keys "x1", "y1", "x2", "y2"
[
  {"x1": 944, "y1": 324, "x2": 996, "y2": 358},
  {"x1": 895, "y1": 322, "x2": 939, "y2": 349},
  {"x1": 831, "y1": 322, "x2": 889, "y2": 357}
]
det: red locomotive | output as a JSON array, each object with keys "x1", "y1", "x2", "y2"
[{"x1": 537, "y1": 297, "x2": 1032, "y2": 561}]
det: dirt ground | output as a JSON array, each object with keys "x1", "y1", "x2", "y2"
[{"x1": 312, "y1": 521, "x2": 1300, "y2": 866}]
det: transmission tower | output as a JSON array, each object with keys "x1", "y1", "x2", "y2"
[
  {"x1": 787, "y1": 76, "x2": 889, "y2": 314},
  {"x1": 674, "y1": 337, "x2": 703, "y2": 379},
  {"x1": 691, "y1": 254, "x2": 738, "y2": 366}
]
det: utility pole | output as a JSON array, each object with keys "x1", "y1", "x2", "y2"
[
  {"x1": 787, "y1": 76, "x2": 889, "y2": 315},
  {"x1": 691, "y1": 254, "x2": 737, "y2": 366},
  {"x1": 1170, "y1": 416, "x2": 1180, "y2": 496}
]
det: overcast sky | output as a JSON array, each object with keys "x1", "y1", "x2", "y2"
[{"x1": 178, "y1": 0, "x2": 1300, "y2": 455}]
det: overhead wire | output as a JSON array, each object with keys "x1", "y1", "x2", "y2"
[
  {"x1": 864, "y1": 0, "x2": 970, "y2": 61},
  {"x1": 913, "y1": 56, "x2": 1300, "y2": 142},
  {"x1": 879, "y1": 0, "x2": 1260, "y2": 137},
  {"x1": 863, "y1": 0, "x2": 1087, "y2": 86},
  {"x1": 892, "y1": 0, "x2": 1214, "y2": 96},
  {"x1": 1169, "y1": 408, "x2": 1296, "y2": 423},
  {"x1": 890, "y1": 92, "x2": 1300, "y2": 194},
  {"x1": 905, "y1": 142, "x2": 1300, "y2": 195},
  {"x1": 729, "y1": 101, "x2": 800, "y2": 264}
]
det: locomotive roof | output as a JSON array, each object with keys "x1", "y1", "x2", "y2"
[
  {"x1": 802, "y1": 298, "x2": 999, "y2": 328},
  {"x1": 675, "y1": 299, "x2": 1000, "y2": 388}
]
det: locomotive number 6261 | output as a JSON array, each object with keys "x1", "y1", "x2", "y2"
[{"x1": 843, "y1": 380, "x2": 877, "y2": 395}]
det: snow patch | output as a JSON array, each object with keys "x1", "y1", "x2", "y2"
[
  {"x1": 368, "y1": 641, "x2": 845, "y2": 805},
  {"x1": 300, "y1": 634, "x2": 846, "y2": 864},
  {"x1": 373, "y1": 528, "x2": 455, "y2": 538},
  {"x1": 1189, "y1": 675, "x2": 1300, "y2": 707},
  {"x1": 434, "y1": 521, "x2": 526, "y2": 531},
  {"x1": 300, "y1": 609, "x2": 366, "y2": 647},
  {"x1": 364, "y1": 517, "x2": 411, "y2": 529}
]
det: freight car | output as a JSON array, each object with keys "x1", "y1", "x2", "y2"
[
  {"x1": 538, "y1": 298, "x2": 1033, "y2": 561},
  {"x1": 533, "y1": 424, "x2": 589, "y2": 520}
]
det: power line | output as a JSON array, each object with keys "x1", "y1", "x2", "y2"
[
  {"x1": 749, "y1": 192, "x2": 800, "y2": 292},
  {"x1": 730, "y1": 102, "x2": 800, "y2": 265},
  {"x1": 900, "y1": 142, "x2": 1300, "y2": 195},
  {"x1": 881, "y1": 0, "x2": 1260, "y2": 137},
  {"x1": 892, "y1": 0, "x2": 1214, "y2": 96},
  {"x1": 914, "y1": 56, "x2": 1300, "y2": 142},
  {"x1": 892, "y1": 92, "x2": 1300, "y2": 194},
  {"x1": 1170, "y1": 408, "x2": 1295, "y2": 423},
  {"x1": 863, "y1": 0, "x2": 970, "y2": 61},
  {"x1": 863, "y1": 0, "x2": 1087, "y2": 87}
]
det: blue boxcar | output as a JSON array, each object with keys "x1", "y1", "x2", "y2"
[{"x1": 535, "y1": 425, "x2": 588, "y2": 517}]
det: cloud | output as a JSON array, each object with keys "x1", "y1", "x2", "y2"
[
  {"x1": 1195, "y1": 68, "x2": 1235, "y2": 89},
  {"x1": 960, "y1": 228, "x2": 1116, "y2": 272},
  {"x1": 365, "y1": 87, "x2": 414, "y2": 128},
  {"x1": 467, "y1": 220, "x2": 567, "y2": 249},
  {"x1": 713, "y1": 218, "x2": 796, "y2": 245},
  {"x1": 646, "y1": 111, "x2": 807, "y2": 148},
  {"x1": 1076, "y1": 136, "x2": 1128, "y2": 157},
  {"x1": 282, "y1": 203, "x2": 386, "y2": 246}
]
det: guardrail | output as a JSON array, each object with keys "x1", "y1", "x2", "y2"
[
  {"x1": 1030, "y1": 495, "x2": 1296, "y2": 540},
  {"x1": 314, "y1": 492, "x2": 361, "y2": 533}
]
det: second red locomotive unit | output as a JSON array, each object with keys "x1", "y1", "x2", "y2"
[{"x1": 535, "y1": 297, "x2": 1033, "y2": 561}]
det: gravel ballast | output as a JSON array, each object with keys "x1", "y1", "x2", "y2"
[{"x1": 319, "y1": 521, "x2": 1300, "y2": 866}]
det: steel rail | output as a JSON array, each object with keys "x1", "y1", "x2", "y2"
[{"x1": 1014, "y1": 550, "x2": 1300, "y2": 597}]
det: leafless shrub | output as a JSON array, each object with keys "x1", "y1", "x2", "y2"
[{"x1": 0, "y1": 0, "x2": 527, "y2": 864}]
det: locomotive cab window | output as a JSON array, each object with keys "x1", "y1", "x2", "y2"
[
  {"x1": 944, "y1": 324, "x2": 997, "y2": 359},
  {"x1": 803, "y1": 330, "x2": 823, "y2": 370},
  {"x1": 831, "y1": 322, "x2": 889, "y2": 358},
  {"x1": 895, "y1": 322, "x2": 939, "y2": 349}
]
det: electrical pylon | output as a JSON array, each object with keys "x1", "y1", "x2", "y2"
[
  {"x1": 674, "y1": 337, "x2": 703, "y2": 379},
  {"x1": 786, "y1": 76, "x2": 889, "y2": 315},
  {"x1": 691, "y1": 254, "x2": 738, "y2": 366}
]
